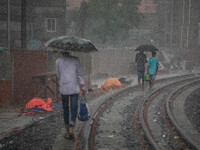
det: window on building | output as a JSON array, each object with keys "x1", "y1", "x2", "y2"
[{"x1": 46, "y1": 18, "x2": 56, "y2": 32}]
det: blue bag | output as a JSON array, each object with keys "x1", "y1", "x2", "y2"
[{"x1": 78, "y1": 94, "x2": 89, "y2": 121}]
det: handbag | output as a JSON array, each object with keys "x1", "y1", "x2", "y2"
[{"x1": 78, "y1": 94, "x2": 89, "y2": 121}]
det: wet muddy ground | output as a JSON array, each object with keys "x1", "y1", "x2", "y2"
[
  {"x1": 0, "y1": 93, "x2": 99, "y2": 150},
  {"x1": 0, "y1": 86, "x2": 199, "y2": 150},
  {"x1": 0, "y1": 112, "x2": 63, "y2": 150},
  {"x1": 95, "y1": 91, "x2": 143, "y2": 150},
  {"x1": 185, "y1": 88, "x2": 200, "y2": 133}
]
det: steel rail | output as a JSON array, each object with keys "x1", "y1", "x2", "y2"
[
  {"x1": 166, "y1": 80, "x2": 200, "y2": 150},
  {"x1": 77, "y1": 73, "x2": 199, "y2": 150},
  {"x1": 139, "y1": 76, "x2": 200, "y2": 150},
  {"x1": 88, "y1": 86, "x2": 137, "y2": 150}
]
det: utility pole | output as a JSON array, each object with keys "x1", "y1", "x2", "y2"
[
  {"x1": 170, "y1": 0, "x2": 174, "y2": 48},
  {"x1": 1, "y1": 0, "x2": 11, "y2": 80},
  {"x1": 7, "y1": 0, "x2": 15, "y2": 104},
  {"x1": 21, "y1": 0, "x2": 27, "y2": 49},
  {"x1": 66, "y1": 0, "x2": 70, "y2": 35},
  {"x1": 187, "y1": 0, "x2": 191, "y2": 47},
  {"x1": 78, "y1": 1, "x2": 88, "y2": 38},
  {"x1": 180, "y1": 0, "x2": 185, "y2": 48},
  {"x1": 7, "y1": 0, "x2": 11, "y2": 52}
]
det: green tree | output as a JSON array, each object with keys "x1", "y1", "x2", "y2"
[{"x1": 87, "y1": 0, "x2": 143, "y2": 44}]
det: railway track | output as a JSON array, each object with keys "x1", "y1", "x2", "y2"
[
  {"x1": 136, "y1": 75, "x2": 200, "y2": 150},
  {"x1": 1, "y1": 73, "x2": 199, "y2": 150},
  {"x1": 76, "y1": 73, "x2": 200, "y2": 150}
]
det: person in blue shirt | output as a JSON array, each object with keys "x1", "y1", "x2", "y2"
[{"x1": 147, "y1": 51, "x2": 159, "y2": 90}]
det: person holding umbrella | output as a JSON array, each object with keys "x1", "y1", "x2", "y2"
[
  {"x1": 135, "y1": 44, "x2": 159, "y2": 90},
  {"x1": 46, "y1": 36, "x2": 97, "y2": 139},
  {"x1": 135, "y1": 50, "x2": 148, "y2": 90},
  {"x1": 147, "y1": 51, "x2": 159, "y2": 90},
  {"x1": 56, "y1": 51, "x2": 87, "y2": 140}
]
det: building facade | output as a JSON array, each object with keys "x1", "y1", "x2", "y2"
[
  {"x1": 67, "y1": 0, "x2": 88, "y2": 10},
  {"x1": 0, "y1": 0, "x2": 66, "y2": 50},
  {"x1": 156, "y1": 0, "x2": 200, "y2": 49}
]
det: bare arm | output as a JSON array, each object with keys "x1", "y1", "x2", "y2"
[
  {"x1": 55, "y1": 60, "x2": 60, "y2": 81},
  {"x1": 135, "y1": 54, "x2": 138, "y2": 63},
  {"x1": 144, "y1": 56, "x2": 147, "y2": 63},
  {"x1": 147, "y1": 65, "x2": 150, "y2": 74},
  {"x1": 76, "y1": 59, "x2": 86, "y2": 93},
  {"x1": 156, "y1": 60, "x2": 159, "y2": 74}
]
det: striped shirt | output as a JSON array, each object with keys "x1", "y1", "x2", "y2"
[{"x1": 135, "y1": 52, "x2": 147, "y2": 72}]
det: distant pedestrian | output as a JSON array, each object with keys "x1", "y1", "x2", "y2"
[
  {"x1": 135, "y1": 50, "x2": 148, "y2": 90},
  {"x1": 147, "y1": 51, "x2": 159, "y2": 90},
  {"x1": 56, "y1": 51, "x2": 86, "y2": 140}
]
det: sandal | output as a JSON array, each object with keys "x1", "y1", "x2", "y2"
[{"x1": 65, "y1": 131, "x2": 70, "y2": 139}]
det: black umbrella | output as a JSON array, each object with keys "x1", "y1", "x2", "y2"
[
  {"x1": 45, "y1": 36, "x2": 98, "y2": 52},
  {"x1": 134, "y1": 44, "x2": 159, "y2": 52}
]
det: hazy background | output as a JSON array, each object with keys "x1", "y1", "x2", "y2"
[{"x1": 0, "y1": 0, "x2": 199, "y2": 105}]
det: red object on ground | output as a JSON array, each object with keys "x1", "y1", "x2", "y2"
[
  {"x1": 24, "y1": 97, "x2": 53, "y2": 111},
  {"x1": 91, "y1": 78, "x2": 127, "y2": 95},
  {"x1": 102, "y1": 78, "x2": 122, "y2": 89}
]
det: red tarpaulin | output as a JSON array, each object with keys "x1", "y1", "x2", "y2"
[{"x1": 21, "y1": 97, "x2": 53, "y2": 115}]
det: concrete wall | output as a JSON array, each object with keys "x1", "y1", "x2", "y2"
[
  {"x1": 0, "y1": 80, "x2": 11, "y2": 107},
  {"x1": 11, "y1": 50, "x2": 47, "y2": 106},
  {"x1": 90, "y1": 50, "x2": 136, "y2": 79},
  {"x1": 46, "y1": 49, "x2": 136, "y2": 86},
  {"x1": 0, "y1": 52, "x2": 13, "y2": 107}
]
